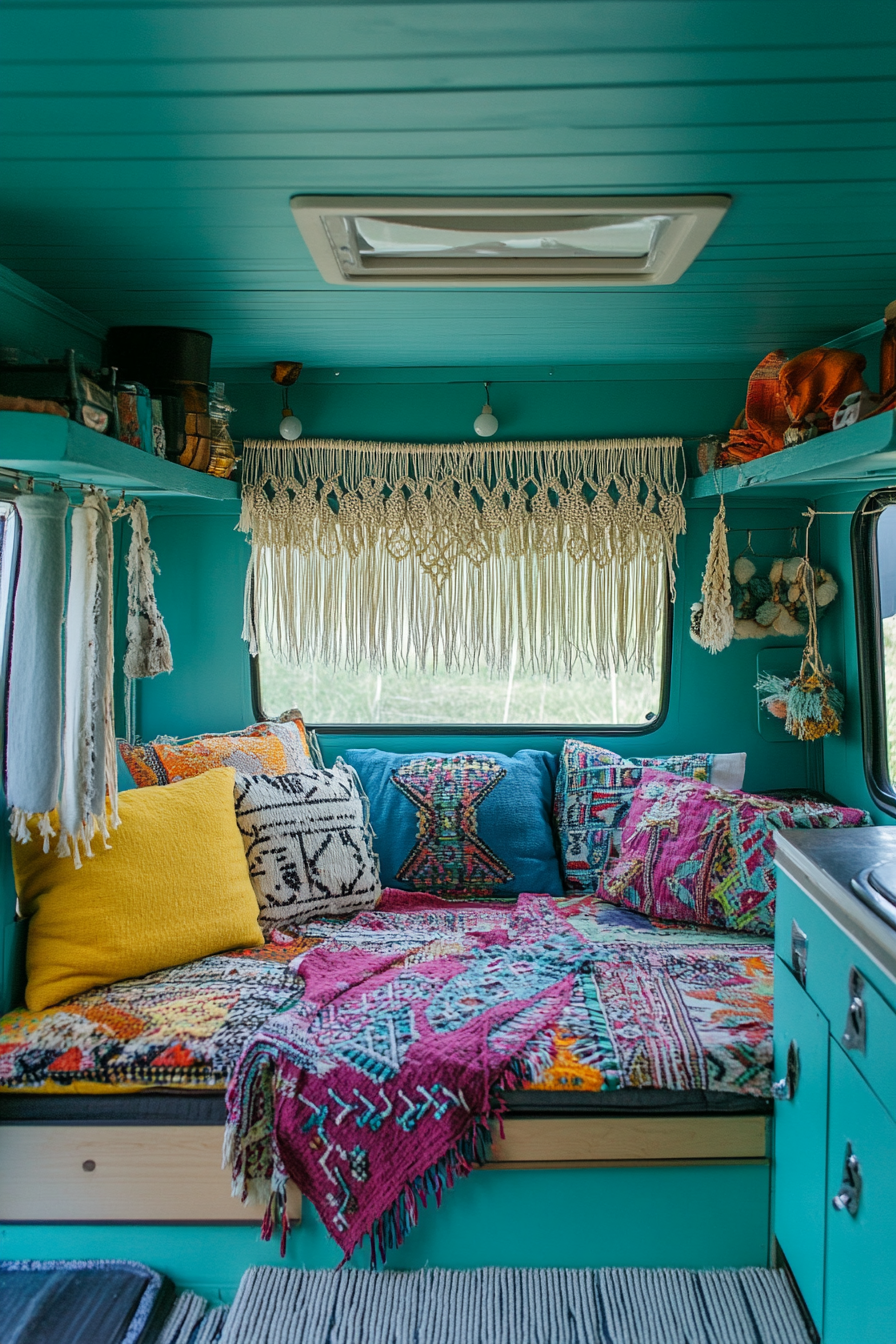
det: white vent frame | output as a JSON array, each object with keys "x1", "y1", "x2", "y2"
[{"x1": 290, "y1": 195, "x2": 730, "y2": 287}]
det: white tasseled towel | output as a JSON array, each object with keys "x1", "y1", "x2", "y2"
[
  {"x1": 7, "y1": 491, "x2": 69, "y2": 850},
  {"x1": 58, "y1": 492, "x2": 119, "y2": 866}
]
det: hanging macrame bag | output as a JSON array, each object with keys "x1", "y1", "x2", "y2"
[
  {"x1": 693, "y1": 496, "x2": 734, "y2": 653},
  {"x1": 756, "y1": 555, "x2": 844, "y2": 740}
]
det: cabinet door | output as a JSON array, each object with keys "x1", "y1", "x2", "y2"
[
  {"x1": 824, "y1": 1044, "x2": 896, "y2": 1344},
  {"x1": 773, "y1": 957, "x2": 829, "y2": 1335}
]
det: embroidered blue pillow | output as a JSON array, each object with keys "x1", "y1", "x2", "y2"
[{"x1": 344, "y1": 748, "x2": 562, "y2": 899}]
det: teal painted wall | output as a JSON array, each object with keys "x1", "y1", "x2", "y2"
[
  {"x1": 136, "y1": 373, "x2": 816, "y2": 798},
  {"x1": 0, "y1": 1163, "x2": 770, "y2": 1301},
  {"x1": 217, "y1": 361, "x2": 750, "y2": 448},
  {"x1": 0, "y1": 262, "x2": 103, "y2": 368}
]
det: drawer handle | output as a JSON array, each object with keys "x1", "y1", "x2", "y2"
[
  {"x1": 842, "y1": 967, "x2": 866, "y2": 1054},
  {"x1": 771, "y1": 1039, "x2": 800, "y2": 1101},
  {"x1": 791, "y1": 920, "x2": 808, "y2": 987},
  {"x1": 832, "y1": 1142, "x2": 862, "y2": 1217}
]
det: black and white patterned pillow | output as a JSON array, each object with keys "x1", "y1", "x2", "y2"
[{"x1": 234, "y1": 760, "x2": 381, "y2": 928}]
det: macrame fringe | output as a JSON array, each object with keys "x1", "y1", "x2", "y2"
[
  {"x1": 239, "y1": 437, "x2": 685, "y2": 678},
  {"x1": 696, "y1": 496, "x2": 734, "y2": 653}
]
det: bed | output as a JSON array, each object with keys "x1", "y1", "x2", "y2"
[{"x1": 0, "y1": 892, "x2": 771, "y2": 1226}]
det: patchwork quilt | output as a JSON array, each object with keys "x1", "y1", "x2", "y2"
[
  {"x1": 0, "y1": 893, "x2": 772, "y2": 1102},
  {"x1": 0, "y1": 934, "x2": 318, "y2": 1093}
]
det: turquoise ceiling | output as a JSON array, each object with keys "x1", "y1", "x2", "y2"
[{"x1": 1, "y1": 1, "x2": 894, "y2": 368}]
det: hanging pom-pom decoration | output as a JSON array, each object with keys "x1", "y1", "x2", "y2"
[
  {"x1": 733, "y1": 555, "x2": 756, "y2": 585},
  {"x1": 696, "y1": 496, "x2": 735, "y2": 652}
]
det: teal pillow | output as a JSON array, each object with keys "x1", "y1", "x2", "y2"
[{"x1": 344, "y1": 748, "x2": 562, "y2": 900}]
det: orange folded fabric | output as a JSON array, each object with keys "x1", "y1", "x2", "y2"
[
  {"x1": 779, "y1": 346, "x2": 866, "y2": 431},
  {"x1": 720, "y1": 350, "x2": 791, "y2": 464},
  {"x1": 719, "y1": 346, "x2": 867, "y2": 466}
]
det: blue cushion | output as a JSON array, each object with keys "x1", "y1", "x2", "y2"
[{"x1": 345, "y1": 748, "x2": 562, "y2": 899}]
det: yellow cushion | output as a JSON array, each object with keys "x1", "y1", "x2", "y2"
[{"x1": 14, "y1": 768, "x2": 264, "y2": 1011}]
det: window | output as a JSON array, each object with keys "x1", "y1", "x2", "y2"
[
  {"x1": 290, "y1": 194, "x2": 730, "y2": 287},
  {"x1": 854, "y1": 491, "x2": 896, "y2": 808},
  {"x1": 254, "y1": 601, "x2": 668, "y2": 731}
]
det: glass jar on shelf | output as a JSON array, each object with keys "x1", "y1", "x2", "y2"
[{"x1": 207, "y1": 381, "x2": 237, "y2": 478}]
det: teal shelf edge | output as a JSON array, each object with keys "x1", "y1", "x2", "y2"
[
  {"x1": 0, "y1": 411, "x2": 239, "y2": 500},
  {"x1": 686, "y1": 411, "x2": 896, "y2": 500}
]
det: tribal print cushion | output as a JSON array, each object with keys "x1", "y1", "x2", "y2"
[
  {"x1": 234, "y1": 760, "x2": 381, "y2": 928},
  {"x1": 554, "y1": 741, "x2": 734, "y2": 895},
  {"x1": 345, "y1": 748, "x2": 562, "y2": 899},
  {"x1": 601, "y1": 769, "x2": 871, "y2": 935},
  {"x1": 120, "y1": 717, "x2": 311, "y2": 787}
]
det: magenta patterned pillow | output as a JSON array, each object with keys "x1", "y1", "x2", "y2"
[{"x1": 601, "y1": 769, "x2": 871, "y2": 934}]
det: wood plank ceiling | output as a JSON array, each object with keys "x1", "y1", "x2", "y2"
[{"x1": 1, "y1": 1, "x2": 894, "y2": 367}]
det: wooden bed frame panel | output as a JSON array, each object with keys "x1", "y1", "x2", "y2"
[
  {"x1": 0, "y1": 1125, "x2": 303, "y2": 1224},
  {"x1": 489, "y1": 1115, "x2": 768, "y2": 1166},
  {"x1": 0, "y1": 1116, "x2": 767, "y2": 1222}
]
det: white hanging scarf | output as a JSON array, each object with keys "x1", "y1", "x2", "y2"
[
  {"x1": 239, "y1": 437, "x2": 685, "y2": 679},
  {"x1": 121, "y1": 499, "x2": 172, "y2": 682},
  {"x1": 58, "y1": 492, "x2": 118, "y2": 866},
  {"x1": 116, "y1": 497, "x2": 173, "y2": 741},
  {"x1": 7, "y1": 491, "x2": 69, "y2": 849}
]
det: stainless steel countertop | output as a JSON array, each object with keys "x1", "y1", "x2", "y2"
[{"x1": 775, "y1": 827, "x2": 896, "y2": 986}]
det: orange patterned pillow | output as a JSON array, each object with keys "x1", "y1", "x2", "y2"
[{"x1": 120, "y1": 718, "x2": 311, "y2": 787}]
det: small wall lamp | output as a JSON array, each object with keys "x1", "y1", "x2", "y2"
[
  {"x1": 473, "y1": 381, "x2": 498, "y2": 438},
  {"x1": 272, "y1": 361, "x2": 303, "y2": 440}
]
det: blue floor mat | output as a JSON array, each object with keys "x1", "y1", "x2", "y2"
[{"x1": 0, "y1": 1260, "x2": 174, "y2": 1344}]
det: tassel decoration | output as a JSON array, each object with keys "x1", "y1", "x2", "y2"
[
  {"x1": 755, "y1": 554, "x2": 845, "y2": 740},
  {"x1": 696, "y1": 497, "x2": 734, "y2": 653}
]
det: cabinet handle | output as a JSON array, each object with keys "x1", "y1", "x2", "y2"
[
  {"x1": 771, "y1": 1039, "x2": 800, "y2": 1101},
  {"x1": 791, "y1": 920, "x2": 808, "y2": 987},
  {"x1": 832, "y1": 1142, "x2": 862, "y2": 1217},
  {"x1": 841, "y1": 967, "x2": 866, "y2": 1054}
]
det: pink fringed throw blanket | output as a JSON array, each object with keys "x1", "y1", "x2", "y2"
[{"x1": 225, "y1": 893, "x2": 588, "y2": 1263}]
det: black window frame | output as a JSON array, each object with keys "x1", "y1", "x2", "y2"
[
  {"x1": 250, "y1": 587, "x2": 673, "y2": 738},
  {"x1": 852, "y1": 488, "x2": 896, "y2": 815}
]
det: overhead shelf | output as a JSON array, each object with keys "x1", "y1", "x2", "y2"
[
  {"x1": 687, "y1": 410, "x2": 896, "y2": 500},
  {"x1": 0, "y1": 410, "x2": 239, "y2": 500}
]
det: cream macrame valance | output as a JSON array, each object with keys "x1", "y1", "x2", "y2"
[{"x1": 239, "y1": 438, "x2": 684, "y2": 679}]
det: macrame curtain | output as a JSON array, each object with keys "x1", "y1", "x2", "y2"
[{"x1": 239, "y1": 438, "x2": 684, "y2": 679}]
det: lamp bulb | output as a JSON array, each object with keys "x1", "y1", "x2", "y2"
[
  {"x1": 279, "y1": 407, "x2": 303, "y2": 441},
  {"x1": 473, "y1": 404, "x2": 498, "y2": 438}
]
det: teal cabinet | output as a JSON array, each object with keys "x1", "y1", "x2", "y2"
[
  {"x1": 824, "y1": 1044, "x2": 896, "y2": 1344},
  {"x1": 772, "y1": 956, "x2": 830, "y2": 1334},
  {"x1": 776, "y1": 872, "x2": 896, "y2": 1121}
]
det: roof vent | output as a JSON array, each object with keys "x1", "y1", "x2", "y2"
[{"x1": 290, "y1": 195, "x2": 730, "y2": 287}]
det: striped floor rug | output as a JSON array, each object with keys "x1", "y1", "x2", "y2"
[{"x1": 209, "y1": 1266, "x2": 812, "y2": 1344}]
